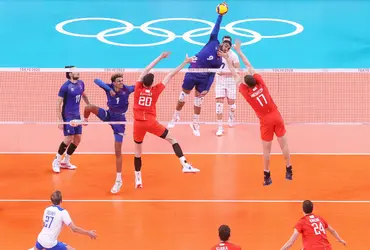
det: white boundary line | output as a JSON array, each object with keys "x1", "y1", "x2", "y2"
[
  {"x1": 0, "y1": 152, "x2": 369, "y2": 155},
  {"x1": 0, "y1": 199, "x2": 369, "y2": 203}
]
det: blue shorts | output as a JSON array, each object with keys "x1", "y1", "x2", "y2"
[
  {"x1": 36, "y1": 241, "x2": 67, "y2": 250},
  {"x1": 182, "y1": 72, "x2": 215, "y2": 93},
  {"x1": 97, "y1": 108, "x2": 126, "y2": 142},
  {"x1": 63, "y1": 116, "x2": 82, "y2": 137}
]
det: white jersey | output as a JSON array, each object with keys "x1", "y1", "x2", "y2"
[
  {"x1": 215, "y1": 49, "x2": 239, "y2": 99},
  {"x1": 217, "y1": 49, "x2": 240, "y2": 80},
  {"x1": 37, "y1": 205, "x2": 72, "y2": 248}
]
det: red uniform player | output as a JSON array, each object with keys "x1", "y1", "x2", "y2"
[
  {"x1": 280, "y1": 200, "x2": 346, "y2": 250},
  {"x1": 218, "y1": 40, "x2": 293, "y2": 186},
  {"x1": 211, "y1": 225, "x2": 241, "y2": 250},
  {"x1": 132, "y1": 52, "x2": 200, "y2": 189}
]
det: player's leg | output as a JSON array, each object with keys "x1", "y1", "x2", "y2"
[
  {"x1": 149, "y1": 120, "x2": 200, "y2": 173},
  {"x1": 83, "y1": 104, "x2": 101, "y2": 121},
  {"x1": 274, "y1": 113, "x2": 293, "y2": 180},
  {"x1": 110, "y1": 124, "x2": 125, "y2": 194},
  {"x1": 52, "y1": 123, "x2": 74, "y2": 173},
  {"x1": 260, "y1": 119, "x2": 274, "y2": 186},
  {"x1": 190, "y1": 87, "x2": 205, "y2": 137},
  {"x1": 226, "y1": 82, "x2": 237, "y2": 127},
  {"x1": 60, "y1": 129, "x2": 81, "y2": 170},
  {"x1": 215, "y1": 78, "x2": 226, "y2": 136},
  {"x1": 167, "y1": 73, "x2": 194, "y2": 128},
  {"x1": 133, "y1": 120, "x2": 147, "y2": 188}
]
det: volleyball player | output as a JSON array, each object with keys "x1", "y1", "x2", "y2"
[{"x1": 52, "y1": 66, "x2": 90, "y2": 173}]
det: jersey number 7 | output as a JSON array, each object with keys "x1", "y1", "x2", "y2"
[
  {"x1": 257, "y1": 93, "x2": 268, "y2": 106},
  {"x1": 139, "y1": 96, "x2": 152, "y2": 107}
]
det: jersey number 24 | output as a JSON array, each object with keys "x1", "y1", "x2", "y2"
[
  {"x1": 138, "y1": 96, "x2": 152, "y2": 107},
  {"x1": 311, "y1": 222, "x2": 326, "y2": 235}
]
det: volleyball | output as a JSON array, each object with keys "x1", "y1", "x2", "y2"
[{"x1": 216, "y1": 2, "x2": 228, "y2": 15}]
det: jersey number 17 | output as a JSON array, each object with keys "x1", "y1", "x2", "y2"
[{"x1": 256, "y1": 93, "x2": 268, "y2": 106}]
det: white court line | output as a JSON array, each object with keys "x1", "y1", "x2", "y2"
[
  {"x1": 0, "y1": 199, "x2": 369, "y2": 203},
  {"x1": 0, "y1": 152, "x2": 369, "y2": 155}
]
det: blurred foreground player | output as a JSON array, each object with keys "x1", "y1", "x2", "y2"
[
  {"x1": 280, "y1": 200, "x2": 346, "y2": 250},
  {"x1": 52, "y1": 66, "x2": 90, "y2": 173},
  {"x1": 167, "y1": 6, "x2": 229, "y2": 136},
  {"x1": 83, "y1": 73, "x2": 135, "y2": 194},
  {"x1": 133, "y1": 52, "x2": 200, "y2": 189},
  {"x1": 29, "y1": 190, "x2": 97, "y2": 250},
  {"x1": 218, "y1": 40, "x2": 292, "y2": 186},
  {"x1": 211, "y1": 225, "x2": 241, "y2": 250}
]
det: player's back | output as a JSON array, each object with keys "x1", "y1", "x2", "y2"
[
  {"x1": 239, "y1": 73, "x2": 278, "y2": 119},
  {"x1": 133, "y1": 81, "x2": 165, "y2": 121},
  {"x1": 37, "y1": 205, "x2": 72, "y2": 248},
  {"x1": 295, "y1": 214, "x2": 331, "y2": 250},
  {"x1": 59, "y1": 80, "x2": 85, "y2": 118},
  {"x1": 211, "y1": 241, "x2": 241, "y2": 250}
]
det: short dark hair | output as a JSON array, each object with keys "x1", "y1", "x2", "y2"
[
  {"x1": 223, "y1": 35, "x2": 232, "y2": 43},
  {"x1": 218, "y1": 225, "x2": 231, "y2": 241},
  {"x1": 244, "y1": 75, "x2": 257, "y2": 88},
  {"x1": 302, "y1": 200, "x2": 314, "y2": 214},
  {"x1": 51, "y1": 190, "x2": 63, "y2": 205},
  {"x1": 65, "y1": 65, "x2": 75, "y2": 79},
  {"x1": 143, "y1": 73, "x2": 154, "y2": 87},
  {"x1": 111, "y1": 73, "x2": 123, "y2": 83}
]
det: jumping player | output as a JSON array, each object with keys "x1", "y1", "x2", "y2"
[
  {"x1": 167, "y1": 6, "x2": 229, "y2": 136},
  {"x1": 29, "y1": 190, "x2": 97, "y2": 250},
  {"x1": 218, "y1": 40, "x2": 292, "y2": 186},
  {"x1": 214, "y1": 35, "x2": 240, "y2": 136},
  {"x1": 280, "y1": 200, "x2": 346, "y2": 250},
  {"x1": 52, "y1": 66, "x2": 90, "y2": 173},
  {"x1": 83, "y1": 73, "x2": 135, "y2": 194},
  {"x1": 133, "y1": 52, "x2": 200, "y2": 189},
  {"x1": 211, "y1": 225, "x2": 242, "y2": 250}
]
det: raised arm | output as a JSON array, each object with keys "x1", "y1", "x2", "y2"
[
  {"x1": 280, "y1": 229, "x2": 300, "y2": 250},
  {"x1": 327, "y1": 225, "x2": 346, "y2": 246},
  {"x1": 233, "y1": 39, "x2": 256, "y2": 75},
  {"x1": 210, "y1": 14, "x2": 223, "y2": 41},
  {"x1": 94, "y1": 78, "x2": 116, "y2": 97},
  {"x1": 138, "y1": 52, "x2": 171, "y2": 82},
  {"x1": 162, "y1": 54, "x2": 195, "y2": 85}
]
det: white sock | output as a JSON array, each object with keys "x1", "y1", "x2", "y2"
[
  {"x1": 179, "y1": 156, "x2": 187, "y2": 165},
  {"x1": 193, "y1": 114, "x2": 200, "y2": 123},
  {"x1": 56, "y1": 153, "x2": 62, "y2": 161},
  {"x1": 64, "y1": 154, "x2": 70, "y2": 162},
  {"x1": 116, "y1": 173, "x2": 122, "y2": 181},
  {"x1": 174, "y1": 110, "x2": 180, "y2": 117},
  {"x1": 229, "y1": 106, "x2": 235, "y2": 118},
  {"x1": 217, "y1": 120, "x2": 223, "y2": 127}
]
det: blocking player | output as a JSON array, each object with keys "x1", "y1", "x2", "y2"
[
  {"x1": 133, "y1": 52, "x2": 200, "y2": 189},
  {"x1": 52, "y1": 66, "x2": 90, "y2": 173},
  {"x1": 211, "y1": 225, "x2": 242, "y2": 250},
  {"x1": 83, "y1": 73, "x2": 135, "y2": 194},
  {"x1": 29, "y1": 190, "x2": 97, "y2": 250},
  {"x1": 214, "y1": 35, "x2": 240, "y2": 136},
  {"x1": 280, "y1": 200, "x2": 346, "y2": 250},
  {"x1": 218, "y1": 40, "x2": 292, "y2": 186},
  {"x1": 167, "y1": 7, "x2": 229, "y2": 136}
]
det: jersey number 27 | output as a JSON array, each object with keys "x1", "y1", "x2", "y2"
[
  {"x1": 311, "y1": 222, "x2": 326, "y2": 235},
  {"x1": 138, "y1": 96, "x2": 152, "y2": 107},
  {"x1": 44, "y1": 216, "x2": 54, "y2": 228}
]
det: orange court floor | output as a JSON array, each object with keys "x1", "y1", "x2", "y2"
[{"x1": 0, "y1": 153, "x2": 370, "y2": 250}]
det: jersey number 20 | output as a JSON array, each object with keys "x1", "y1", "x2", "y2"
[
  {"x1": 311, "y1": 222, "x2": 326, "y2": 235},
  {"x1": 44, "y1": 216, "x2": 54, "y2": 228},
  {"x1": 139, "y1": 96, "x2": 152, "y2": 107}
]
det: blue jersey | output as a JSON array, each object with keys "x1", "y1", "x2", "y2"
[
  {"x1": 58, "y1": 80, "x2": 85, "y2": 118},
  {"x1": 189, "y1": 15, "x2": 223, "y2": 70},
  {"x1": 94, "y1": 79, "x2": 135, "y2": 114}
]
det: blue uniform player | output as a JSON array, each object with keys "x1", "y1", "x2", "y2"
[
  {"x1": 83, "y1": 73, "x2": 135, "y2": 194},
  {"x1": 167, "y1": 12, "x2": 230, "y2": 136},
  {"x1": 52, "y1": 66, "x2": 90, "y2": 174}
]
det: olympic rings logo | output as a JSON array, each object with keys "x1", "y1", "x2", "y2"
[{"x1": 55, "y1": 17, "x2": 304, "y2": 47}]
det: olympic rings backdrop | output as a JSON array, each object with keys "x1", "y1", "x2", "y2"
[{"x1": 0, "y1": 0, "x2": 369, "y2": 68}]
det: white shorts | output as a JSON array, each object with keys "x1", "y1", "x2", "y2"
[{"x1": 215, "y1": 76, "x2": 237, "y2": 100}]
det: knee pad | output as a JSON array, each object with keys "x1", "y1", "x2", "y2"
[
  {"x1": 178, "y1": 91, "x2": 188, "y2": 102},
  {"x1": 230, "y1": 104, "x2": 236, "y2": 112},
  {"x1": 194, "y1": 96, "x2": 204, "y2": 107},
  {"x1": 216, "y1": 102, "x2": 224, "y2": 114}
]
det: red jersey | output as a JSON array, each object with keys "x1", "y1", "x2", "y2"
[
  {"x1": 239, "y1": 73, "x2": 278, "y2": 119},
  {"x1": 211, "y1": 241, "x2": 241, "y2": 250},
  {"x1": 133, "y1": 81, "x2": 165, "y2": 121},
  {"x1": 295, "y1": 214, "x2": 331, "y2": 250}
]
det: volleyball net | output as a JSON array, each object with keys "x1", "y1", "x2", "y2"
[{"x1": 1, "y1": 68, "x2": 370, "y2": 125}]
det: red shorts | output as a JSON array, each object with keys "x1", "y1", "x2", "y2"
[
  {"x1": 133, "y1": 119, "x2": 167, "y2": 143},
  {"x1": 259, "y1": 111, "x2": 286, "y2": 141}
]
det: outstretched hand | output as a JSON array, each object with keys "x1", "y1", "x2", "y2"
[
  {"x1": 217, "y1": 50, "x2": 228, "y2": 58},
  {"x1": 185, "y1": 54, "x2": 197, "y2": 63},
  {"x1": 160, "y1": 52, "x2": 171, "y2": 58},
  {"x1": 233, "y1": 39, "x2": 242, "y2": 51}
]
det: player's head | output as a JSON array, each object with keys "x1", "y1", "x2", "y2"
[
  {"x1": 219, "y1": 35, "x2": 232, "y2": 52},
  {"x1": 50, "y1": 190, "x2": 63, "y2": 205},
  {"x1": 65, "y1": 65, "x2": 80, "y2": 81},
  {"x1": 244, "y1": 74, "x2": 257, "y2": 88},
  {"x1": 218, "y1": 224, "x2": 231, "y2": 242},
  {"x1": 302, "y1": 200, "x2": 314, "y2": 214},
  {"x1": 143, "y1": 73, "x2": 154, "y2": 88},
  {"x1": 111, "y1": 73, "x2": 124, "y2": 89}
]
